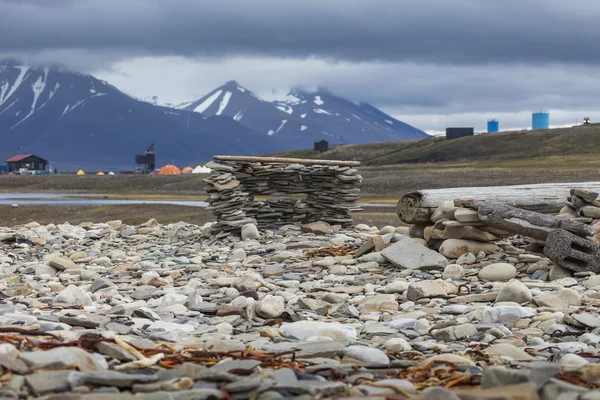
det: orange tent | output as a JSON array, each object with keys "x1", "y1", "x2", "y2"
[
  {"x1": 158, "y1": 165, "x2": 181, "y2": 175},
  {"x1": 181, "y1": 167, "x2": 193, "y2": 174}
]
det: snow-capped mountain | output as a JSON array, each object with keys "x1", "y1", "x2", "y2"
[
  {"x1": 0, "y1": 61, "x2": 273, "y2": 170},
  {"x1": 177, "y1": 80, "x2": 322, "y2": 144},
  {"x1": 179, "y1": 81, "x2": 429, "y2": 144},
  {"x1": 276, "y1": 89, "x2": 430, "y2": 142}
]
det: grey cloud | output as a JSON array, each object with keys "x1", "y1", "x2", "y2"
[
  {"x1": 95, "y1": 56, "x2": 600, "y2": 134},
  {"x1": 0, "y1": 0, "x2": 597, "y2": 66}
]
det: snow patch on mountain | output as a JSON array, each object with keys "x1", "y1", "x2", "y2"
[
  {"x1": 276, "y1": 119, "x2": 287, "y2": 134},
  {"x1": 275, "y1": 103, "x2": 293, "y2": 114},
  {"x1": 216, "y1": 91, "x2": 232, "y2": 115},
  {"x1": 0, "y1": 65, "x2": 29, "y2": 106},
  {"x1": 194, "y1": 90, "x2": 222, "y2": 113}
]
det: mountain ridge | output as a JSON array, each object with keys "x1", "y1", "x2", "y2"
[
  {"x1": 175, "y1": 80, "x2": 429, "y2": 144},
  {"x1": 0, "y1": 61, "x2": 273, "y2": 171},
  {"x1": 0, "y1": 61, "x2": 428, "y2": 171}
]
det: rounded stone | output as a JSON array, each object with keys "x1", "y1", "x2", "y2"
[
  {"x1": 379, "y1": 226, "x2": 396, "y2": 235},
  {"x1": 495, "y1": 279, "x2": 532, "y2": 303},
  {"x1": 479, "y1": 263, "x2": 517, "y2": 282},
  {"x1": 241, "y1": 224, "x2": 260, "y2": 240},
  {"x1": 343, "y1": 345, "x2": 390, "y2": 366},
  {"x1": 442, "y1": 264, "x2": 464, "y2": 280},
  {"x1": 384, "y1": 281, "x2": 409, "y2": 294},
  {"x1": 456, "y1": 253, "x2": 476, "y2": 265},
  {"x1": 255, "y1": 295, "x2": 284, "y2": 319}
]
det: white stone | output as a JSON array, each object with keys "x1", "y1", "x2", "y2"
[
  {"x1": 479, "y1": 263, "x2": 517, "y2": 281},
  {"x1": 383, "y1": 338, "x2": 412, "y2": 351},
  {"x1": 384, "y1": 281, "x2": 409, "y2": 294},
  {"x1": 496, "y1": 279, "x2": 532, "y2": 303},
  {"x1": 54, "y1": 285, "x2": 93, "y2": 306},
  {"x1": 280, "y1": 321, "x2": 357, "y2": 341},
  {"x1": 454, "y1": 208, "x2": 480, "y2": 222},
  {"x1": 456, "y1": 252, "x2": 477, "y2": 265},
  {"x1": 343, "y1": 345, "x2": 389, "y2": 366},
  {"x1": 255, "y1": 295, "x2": 284, "y2": 319},
  {"x1": 406, "y1": 281, "x2": 446, "y2": 301},
  {"x1": 482, "y1": 306, "x2": 535, "y2": 326},
  {"x1": 442, "y1": 264, "x2": 464, "y2": 280},
  {"x1": 560, "y1": 354, "x2": 589, "y2": 367},
  {"x1": 439, "y1": 239, "x2": 499, "y2": 259},
  {"x1": 241, "y1": 224, "x2": 260, "y2": 240},
  {"x1": 229, "y1": 248, "x2": 247, "y2": 261},
  {"x1": 485, "y1": 343, "x2": 535, "y2": 361}
]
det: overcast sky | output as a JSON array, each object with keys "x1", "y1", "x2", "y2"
[{"x1": 1, "y1": 0, "x2": 598, "y2": 133}]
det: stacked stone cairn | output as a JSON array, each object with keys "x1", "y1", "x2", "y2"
[{"x1": 203, "y1": 156, "x2": 363, "y2": 236}]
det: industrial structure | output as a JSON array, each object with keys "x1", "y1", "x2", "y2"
[
  {"x1": 487, "y1": 119, "x2": 499, "y2": 133},
  {"x1": 314, "y1": 140, "x2": 329, "y2": 153},
  {"x1": 532, "y1": 111, "x2": 550, "y2": 130},
  {"x1": 5, "y1": 154, "x2": 48, "y2": 172},
  {"x1": 135, "y1": 144, "x2": 156, "y2": 173},
  {"x1": 446, "y1": 127, "x2": 474, "y2": 140}
]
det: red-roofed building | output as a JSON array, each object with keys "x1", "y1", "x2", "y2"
[{"x1": 5, "y1": 154, "x2": 48, "y2": 172}]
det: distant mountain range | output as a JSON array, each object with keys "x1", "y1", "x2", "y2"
[
  {"x1": 176, "y1": 80, "x2": 429, "y2": 144},
  {"x1": 0, "y1": 60, "x2": 428, "y2": 171}
]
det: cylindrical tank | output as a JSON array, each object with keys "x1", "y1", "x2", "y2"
[
  {"x1": 532, "y1": 111, "x2": 550, "y2": 129},
  {"x1": 487, "y1": 119, "x2": 499, "y2": 133}
]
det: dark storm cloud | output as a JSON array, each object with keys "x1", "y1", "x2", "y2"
[{"x1": 0, "y1": 0, "x2": 597, "y2": 65}]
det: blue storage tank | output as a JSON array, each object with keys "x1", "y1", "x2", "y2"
[
  {"x1": 532, "y1": 111, "x2": 550, "y2": 130},
  {"x1": 487, "y1": 119, "x2": 499, "y2": 133}
]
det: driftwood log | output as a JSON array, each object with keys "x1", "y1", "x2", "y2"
[
  {"x1": 476, "y1": 202, "x2": 595, "y2": 241},
  {"x1": 396, "y1": 182, "x2": 600, "y2": 224}
]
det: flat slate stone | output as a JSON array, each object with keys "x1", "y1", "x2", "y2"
[{"x1": 381, "y1": 236, "x2": 448, "y2": 270}]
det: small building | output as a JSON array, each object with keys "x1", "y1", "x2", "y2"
[
  {"x1": 446, "y1": 127, "x2": 474, "y2": 140},
  {"x1": 314, "y1": 140, "x2": 329, "y2": 153},
  {"x1": 135, "y1": 143, "x2": 156, "y2": 173},
  {"x1": 5, "y1": 154, "x2": 48, "y2": 172}
]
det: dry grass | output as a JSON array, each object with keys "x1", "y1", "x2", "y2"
[{"x1": 271, "y1": 125, "x2": 600, "y2": 166}]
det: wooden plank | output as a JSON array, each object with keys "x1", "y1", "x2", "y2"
[
  {"x1": 397, "y1": 182, "x2": 600, "y2": 223},
  {"x1": 214, "y1": 155, "x2": 361, "y2": 167}
]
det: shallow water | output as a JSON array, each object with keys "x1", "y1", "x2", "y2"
[
  {"x1": 0, "y1": 193, "x2": 390, "y2": 208},
  {"x1": 0, "y1": 193, "x2": 209, "y2": 207}
]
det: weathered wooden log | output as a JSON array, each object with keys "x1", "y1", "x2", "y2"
[
  {"x1": 476, "y1": 202, "x2": 595, "y2": 241},
  {"x1": 213, "y1": 155, "x2": 361, "y2": 167},
  {"x1": 396, "y1": 182, "x2": 600, "y2": 224}
]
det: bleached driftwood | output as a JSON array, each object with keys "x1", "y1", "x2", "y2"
[
  {"x1": 477, "y1": 202, "x2": 595, "y2": 241},
  {"x1": 396, "y1": 182, "x2": 600, "y2": 224}
]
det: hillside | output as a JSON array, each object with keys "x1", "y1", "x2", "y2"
[{"x1": 271, "y1": 125, "x2": 600, "y2": 166}]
